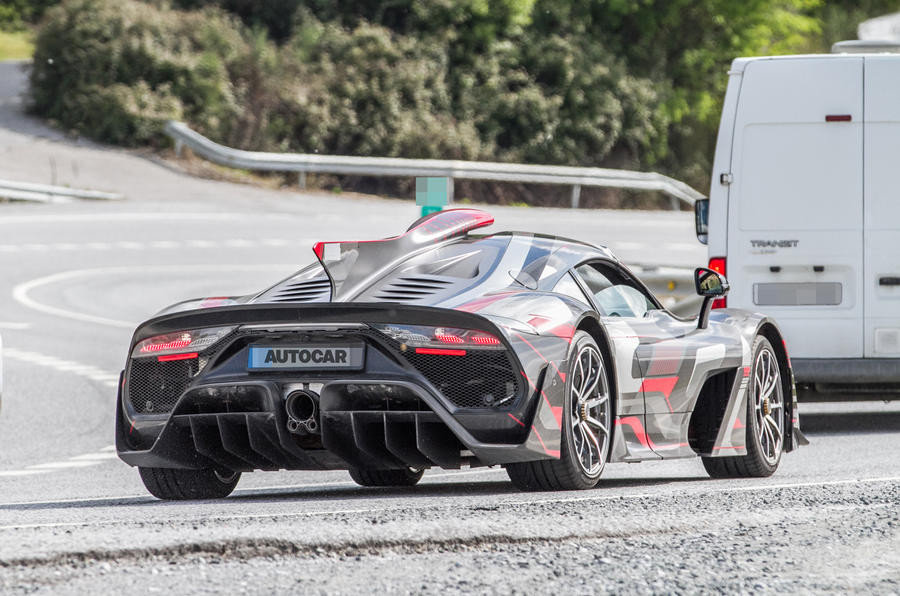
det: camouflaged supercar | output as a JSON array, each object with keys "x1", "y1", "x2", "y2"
[{"x1": 116, "y1": 209, "x2": 804, "y2": 499}]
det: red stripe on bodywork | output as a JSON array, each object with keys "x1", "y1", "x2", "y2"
[
  {"x1": 639, "y1": 376, "x2": 678, "y2": 412},
  {"x1": 531, "y1": 425, "x2": 561, "y2": 458},
  {"x1": 508, "y1": 413, "x2": 525, "y2": 427},
  {"x1": 733, "y1": 417, "x2": 745, "y2": 429},
  {"x1": 548, "y1": 324, "x2": 576, "y2": 340},
  {"x1": 615, "y1": 416, "x2": 688, "y2": 451},
  {"x1": 513, "y1": 332, "x2": 564, "y2": 379},
  {"x1": 454, "y1": 293, "x2": 512, "y2": 313},
  {"x1": 742, "y1": 366, "x2": 751, "y2": 377},
  {"x1": 520, "y1": 372, "x2": 560, "y2": 429},
  {"x1": 550, "y1": 406, "x2": 563, "y2": 429}
]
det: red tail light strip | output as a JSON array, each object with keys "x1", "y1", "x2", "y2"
[
  {"x1": 414, "y1": 347, "x2": 467, "y2": 357},
  {"x1": 157, "y1": 352, "x2": 199, "y2": 362}
]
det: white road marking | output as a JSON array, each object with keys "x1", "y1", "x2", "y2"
[
  {"x1": 0, "y1": 238, "x2": 305, "y2": 253},
  {"x1": 3, "y1": 347, "x2": 119, "y2": 386},
  {"x1": 11, "y1": 264, "x2": 299, "y2": 328},
  {"x1": 26, "y1": 461, "x2": 103, "y2": 470},
  {"x1": 69, "y1": 453, "x2": 119, "y2": 461},
  {"x1": 0, "y1": 213, "x2": 264, "y2": 225},
  {"x1": 0, "y1": 321, "x2": 30, "y2": 330},
  {"x1": 0, "y1": 470, "x2": 45, "y2": 478},
  {"x1": 0, "y1": 445, "x2": 119, "y2": 480},
  {"x1": 3, "y1": 474, "x2": 896, "y2": 532},
  {"x1": 0, "y1": 469, "x2": 504, "y2": 507}
]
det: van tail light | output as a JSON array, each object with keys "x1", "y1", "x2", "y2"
[{"x1": 709, "y1": 257, "x2": 727, "y2": 309}]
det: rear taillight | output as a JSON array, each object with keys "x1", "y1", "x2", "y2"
[
  {"x1": 709, "y1": 257, "x2": 727, "y2": 309},
  {"x1": 371, "y1": 324, "x2": 503, "y2": 355},
  {"x1": 132, "y1": 326, "x2": 235, "y2": 360}
]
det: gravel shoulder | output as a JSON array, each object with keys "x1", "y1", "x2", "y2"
[{"x1": 1, "y1": 479, "x2": 898, "y2": 594}]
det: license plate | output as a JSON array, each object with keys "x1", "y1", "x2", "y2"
[{"x1": 248, "y1": 344, "x2": 365, "y2": 370}]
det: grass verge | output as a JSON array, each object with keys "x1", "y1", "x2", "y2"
[{"x1": 0, "y1": 30, "x2": 34, "y2": 61}]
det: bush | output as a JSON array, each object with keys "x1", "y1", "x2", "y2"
[{"x1": 29, "y1": 0, "x2": 244, "y2": 145}]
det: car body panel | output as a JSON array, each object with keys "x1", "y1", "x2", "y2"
[{"x1": 117, "y1": 209, "x2": 801, "y2": 475}]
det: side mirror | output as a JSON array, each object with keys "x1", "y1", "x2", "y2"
[
  {"x1": 694, "y1": 267, "x2": 729, "y2": 297},
  {"x1": 694, "y1": 198, "x2": 709, "y2": 245},
  {"x1": 694, "y1": 267, "x2": 729, "y2": 329}
]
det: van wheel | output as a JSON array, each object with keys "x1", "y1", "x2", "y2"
[
  {"x1": 138, "y1": 467, "x2": 240, "y2": 500},
  {"x1": 506, "y1": 331, "x2": 612, "y2": 491},
  {"x1": 703, "y1": 336, "x2": 784, "y2": 478}
]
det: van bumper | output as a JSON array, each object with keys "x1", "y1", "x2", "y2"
[
  {"x1": 793, "y1": 358, "x2": 900, "y2": 400},
  {"x1": 792, "y1": 358, "x2": 900, "y2": 383}
]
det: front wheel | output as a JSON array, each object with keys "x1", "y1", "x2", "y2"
[
  {"x1": 703, "y1": 335, "x2": 785, "y2": 478},
  {"x1": 506, "y1": 331, "x2": 613, "y2": 491},
  {"x1": 138, "y1": 467, "x2": 240, "y2": 500}
]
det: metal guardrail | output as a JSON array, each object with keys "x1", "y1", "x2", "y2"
[
  {"x1": 631, "y1": 265, "x2": 701, "y2": 317},
  {"x1": 0, "y1": 179, "x2": 123, "y2": 203},
  {"x1": 164, "y1": 121, "x2": 705, "y2": 209}
]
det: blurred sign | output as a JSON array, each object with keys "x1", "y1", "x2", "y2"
[{"x1": 416, "y1": 177, "x2": 450, "y2": 216}]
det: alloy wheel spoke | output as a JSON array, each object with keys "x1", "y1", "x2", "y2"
[
  {"x1": 765, "y1": 414, "x2": 783, "y2": 445},
  {"x1": 585, "y1": 416, "x2": 608, "y2": 437}
]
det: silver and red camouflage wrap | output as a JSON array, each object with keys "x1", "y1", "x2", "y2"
[{"x1": 116, "y1": 208, "x2": 801, "y2": 476}]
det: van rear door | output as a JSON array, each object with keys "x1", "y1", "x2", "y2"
[
  {"x1": 863, "y1": 57, "x2": 900, "y2": 358},
  {"x1": 727, "y1": 57, "x2": 864, "y2": 359}
]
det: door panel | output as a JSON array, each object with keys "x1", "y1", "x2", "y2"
[
  {"x1": 863, "y1": 57, "x2": 900, "y2": 357},
  {"x1": 728, "y1": 57, "x2": 864, "y2": 359}
]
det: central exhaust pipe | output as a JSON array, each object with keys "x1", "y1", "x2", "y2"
[{"x1": 285, "y1": 390, "x2": 320, "y2": 434}]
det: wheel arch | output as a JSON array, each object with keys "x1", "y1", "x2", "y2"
[
  {"x1": 575, "y1": 314, "x2": 618, "y2": 459},
  {"x1": 756, "y1": 321, "x2": 796, "y2": 452}
]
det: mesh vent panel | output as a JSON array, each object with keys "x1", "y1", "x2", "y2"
[
  {"x1": 127, "y1": 358, "x2": 199, "y2": 414},
  {"x1": 126, "y1": 340, "x2": 229, "y2": 415},
  {"x1": 401, "y1": 349, "x2": 520, "y2": 410}
]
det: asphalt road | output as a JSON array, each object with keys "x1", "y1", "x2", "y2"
[{"x1": 0, "y1": 60, "x2": 898, "y2": 594}]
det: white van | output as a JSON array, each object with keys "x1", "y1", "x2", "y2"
[{"x1": 696, "y1": 47, "x2": 900, "y2": 400}]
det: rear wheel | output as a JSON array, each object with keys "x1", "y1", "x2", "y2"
[
  {"x1": 703, "y1": 335, "x2": 785, "y2": 478},
  {"x1": 138, "y1": 467, "x2": 240, "y2": 500},
  {"x1": 506, "y1": 331, "x2": 612, "y2": 491},
  {"x1": 349, "y1": 467, "x2": 424, "y2": 487}
]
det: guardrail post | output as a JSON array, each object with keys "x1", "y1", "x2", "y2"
[
  {"x1": 175, "y1": 140, "x2": 183, "y2": 158},
  {"x1": 570, "y1": 184, "x2": 581, "y2": 209},
  {"x1": 298, "y1": 171, "x2": 307, "y2": 190},
  {"x1": 447, "y1": 177, "x2": 454, "y2": 204},
  {"x1": 669, "y1": 196, "x2": 680, "y2": 211}
]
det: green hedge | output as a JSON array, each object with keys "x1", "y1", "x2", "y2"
[
  {"x1": 29, "y1": 0, "x2": 663, "y2": 169},
  {"x1": 28, "y1": 0, "x2": 900, "y2": 195}
]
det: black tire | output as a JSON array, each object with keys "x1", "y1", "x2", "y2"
[
  {"x1": 349, "y1": 467, "x2": 424, "y2": 487},
  {"x1": 703, "y1": 335, "x2": 785, "y2": 478},
  {"x1": 138, "y1": 467, "x2": 240, "y2": 500},
  {"x1": 506, "y1": 331, "x2": 613, "y2": 491}
]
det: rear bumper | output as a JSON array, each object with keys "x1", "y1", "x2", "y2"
[
  {"x1": 116, "y1": 378, "x2": 546, "y2": 472},
  {"x1": 792, "y1": 358, "x2": 900, "y2": 384}
]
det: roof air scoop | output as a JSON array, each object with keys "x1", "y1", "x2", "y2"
[{"x1": 312, "y1": 209, "x2": 494, "y2": 301}]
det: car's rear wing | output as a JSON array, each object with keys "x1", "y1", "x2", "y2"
[{"x1": 311, "y1": 209, "x2": 494, "y2": 301}]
